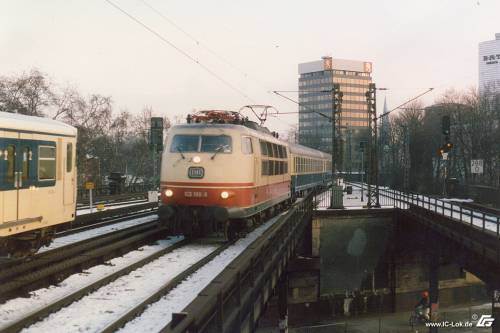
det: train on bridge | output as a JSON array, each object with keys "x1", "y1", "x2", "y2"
[{"x1": 158, "y1": 110, "x2": 332, "y2": 239}]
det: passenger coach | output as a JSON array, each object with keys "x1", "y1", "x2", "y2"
[{"x1": 0, "y1": 111, "x2": 77, "y2": 256}]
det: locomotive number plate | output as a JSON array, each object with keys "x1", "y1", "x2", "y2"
[
  {"x1": 188, "y1": 167, "x2": 204, "y2": 178},
  {"x1": 184, "y1": 191, "x2": 208, "y2": 198}
]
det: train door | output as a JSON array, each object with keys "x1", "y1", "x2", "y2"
[
  {"x1": 0, "y1": 137, "x2": 36, "y2": 222},
  {"x1": 16, "y1": 139, "x2": 36, "y2": 221},
  {"x1": 0, "y1": 137, "x2": 18, "y2": 223},
  {"x1": 63, "y1": 141, "x2": 75, "y2": 205}
]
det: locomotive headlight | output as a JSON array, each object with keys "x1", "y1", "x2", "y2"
[
  {"x1": 192, "y1": 156, "x2": 201, "y2": 163},
  {"x1": 220, "y1": 191, "x2": 229, "y2": 199},
  {"x1": 165, "y1": 189, "x2": 174, "y2": 197}
]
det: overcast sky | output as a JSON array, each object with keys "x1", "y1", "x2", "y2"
[{"x1": 1, "y1": 0, "x2": 499, "y2": 133}]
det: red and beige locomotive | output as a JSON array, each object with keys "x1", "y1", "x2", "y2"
[{"x1": 159, "y1": 110, "x2": 331, "y2": 238}]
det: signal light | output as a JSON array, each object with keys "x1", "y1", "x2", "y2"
[{"x1": 442, "y1": 115, "x2": 450, "y2": 136}]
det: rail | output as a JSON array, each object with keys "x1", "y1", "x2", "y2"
[{"x1": 163, "y1": 192, "x2": 314, "y2": 333}]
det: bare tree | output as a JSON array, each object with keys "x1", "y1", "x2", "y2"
[{"x1": 0, "y1": 68, "x2": 54, "y2": 116}]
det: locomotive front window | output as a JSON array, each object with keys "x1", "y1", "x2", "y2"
[
  {"x1": 200, "y1": 135, "x2": 232, "y2": 153},
  {"x1": 170, "y1": 135, "x2": 199, "y2": 153}
]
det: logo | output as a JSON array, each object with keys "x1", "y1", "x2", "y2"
[
  {"x1": 483, "y1": 54, "x2": 500, "y2": 65},
  {"x1": 476, "y1": 314, "x2": 495, "y2": 327},
  {"x1": 188, "y1": 167, "x2": 204, "y2": 179},
  {"x1": 364, "y1": 62, "x2": 372, "y2": 73}
]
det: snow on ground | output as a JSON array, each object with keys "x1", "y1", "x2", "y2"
[
  {"x1": 118, "y1": 211, "x2": 287, "y2": 333},
  {"x1": 77, "y1": 198, "x2": 146, "y2": 209},
  {"x1": 0, "y1": 237, "x2": 182, "y2": 331},
  {"x1": 76, "y1": 200, "x2": 151, "y2": 216},
  {"x1": 37, "y1": 214, "x2": 158, "y2": 254},
  {"x1": 22, "y1": 241, "x2": 215, "y2": 333}
]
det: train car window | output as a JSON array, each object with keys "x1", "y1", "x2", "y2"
[
  {"x1": 170, "y1": 135, "x2": 199, "y2": 152},
  {"x1": 260, "y1": 140, "x2": 268, "y2": 156},
  {"x1": 284, "y1": 162, "x2": 288, "y2": 174},
  {"x1": 66, "y1": 143, "x2": 73, "y2": 172},
  {"x1": 22, "y1": 147, "x2": 31, "y2": 181},
  {"x1": 201, "y1": 135, "x2": 232, "y2": 153},
  {"x1": 279, "y1": 161, "x2": 284, "y2": 174},
  {"x1": 278, "y1": 146, "x2": 284, "y2": 158},
  {"x1": 6, "y1": 145, "x2": 16, "y2": 184},
  {"x1": 283, "y1": 147, "x2": 288, "y2": 158},
  {"x1": 241, "y1": 137, "x2": 253, "y2": 154},
  {"x1": 272, "y1": 144, "x2": 279, "y2": 158},
  {"x1": 269, "y1": 160, "x2": 274, "y2": 176},
  {"x1": 38, "y1": 146, "x2": 56, "y2": 181},
  {"x1": 266, "y1": 142, "x2": 273, "y2": 157},
  {"x1": 261, "y1": 161, "x2": 268, "y2": 175}
]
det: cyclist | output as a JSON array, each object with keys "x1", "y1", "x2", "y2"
[{"x1": 415, "y1": 291, "x2": 430, "y2": 321}]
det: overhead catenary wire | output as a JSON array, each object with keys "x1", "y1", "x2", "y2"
[
  {"x1": 139, "y1": 0, "x2": 271, "y2": 90},
  {"x1": 104, "y1": 0, "x2": 255, "y2": 103},
  {"x1": 272, "y1": 88, "x2": 435, "y2": 122},
  {"x1": 377, "y1": 88, "x2": 434, "y2": 120}
]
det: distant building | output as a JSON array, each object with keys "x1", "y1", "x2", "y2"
[
  {"x1": 298, "y1": 56, "x2": 373, "y2": 173},
  {"x1": 479, "y1": 33, "x2": 500, "y2": 95}
]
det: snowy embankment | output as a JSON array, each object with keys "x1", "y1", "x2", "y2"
[
  {"x1": 1, "y1": 210, "x2": 285, "y2": 333},
  {"x1": 76, "y1": 200, "x2": 151, "y2": 216},
  {"x1": 118, "y1": 211, "x2": 286, "y2": 333},
  {"x1": 38, "y1": 214, "x2": 159, "y2": 254},
  {"x1": 0, "y1": 237, "x2": 183, "y2": 330},
  {"x1": 22, "y1": 241, "x2": 214, "y2": 333}
]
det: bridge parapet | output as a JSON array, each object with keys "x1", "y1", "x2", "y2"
[{"x1": 316, "y1": 183, "x2": 500, "y2": 238}]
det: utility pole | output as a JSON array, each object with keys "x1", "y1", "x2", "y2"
[
  {"x1": 359, "y1": 141, "x2": 366, "y2": 202},
  {"x1": 365, "y1": 83, "x2": 380, "y2": 208},
  {"x1": 150, "y1": 117, "x2": 164, "y2": 187},
  {"x1": 403, "y1": 126, "x2": 410, "y2": 192},
  {"x1": 347, "y1": 124, "x2": 352, "y2": 182},
  {"x1": 329, "y1": 83, "x2": 344, "y2": 209}
]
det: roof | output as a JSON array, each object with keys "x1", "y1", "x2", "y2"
[
  {"x1": 288, "y1": 143, "x2": 331, "y2": 159},
  {"x1": 171, "y1": 123, "x2": 331, "y2": 159},
  {"x1": 0, "y1": 111, "x2": 77, "y2": 137}
]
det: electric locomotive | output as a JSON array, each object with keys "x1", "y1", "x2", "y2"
[{"x1": 158, "y1": 110, "x2": 330, "y2": 238}]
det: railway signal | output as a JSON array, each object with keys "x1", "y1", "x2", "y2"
[
  {"x1": 441, "y1": 115, "x2": 450, "y2": 136},
  {"x1": 150, "y1": 117, "x2": 164, "y2": 152}
]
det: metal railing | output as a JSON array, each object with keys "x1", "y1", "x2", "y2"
[{"x1": 315, "y1": 182, "x2": 500, "y2": 238}]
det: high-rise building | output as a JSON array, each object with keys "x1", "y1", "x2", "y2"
[
  {"x1": 479, "y1": 33, "x2": 500, "y2": 95},
  {"x1": 298, "y1": 56, "x2": 373, "y2": 173}
]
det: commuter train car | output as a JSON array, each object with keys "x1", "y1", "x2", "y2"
[
  {"x1": 0, "y1": 111, "x2": 77, "y2": 256},
  {"x1": 159, "y1": 110, "x2": 330, "y2": 238}
]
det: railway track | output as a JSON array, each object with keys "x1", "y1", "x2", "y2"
[
  {"x1": 0, "y1": 213, "x2": 163, "y2": 300},
  {"x1": 0, "y1": 240, "x2": 229, "y2": 333}
]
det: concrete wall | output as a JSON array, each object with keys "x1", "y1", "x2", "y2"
[{"x1": 313, "y1": 210, "x2": 393, "y2": 296}]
